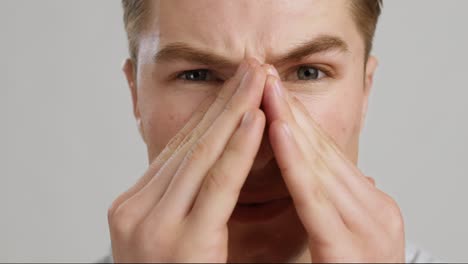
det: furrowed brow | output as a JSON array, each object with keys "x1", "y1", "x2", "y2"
[
  {"x1": 152, "y1": 42, "x2": 237, "y2": 68},
  {"x1": 272, "y1": 35, "x2": 349, "y2": 66},
  {"x1": 152, "y1": 35, "x2": 348, "y2": 68}
]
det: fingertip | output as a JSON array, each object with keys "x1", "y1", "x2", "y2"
[
  {"x1": 262, "y1": 74, "x2": 286, "y2": 122},
  {"x1": 266, "y1": 73, "x2": 279, "y2": 86},
  {"x1": 252, "y1": 108, "x2": 266, "y2": 125},
  {"x1": 262, "y1": 74, "x2": 277, "y2": 102},
  {"x1": 240, "y1": 109, "x2": 265, "y2": 132},
  {"x1": 264, "y1": 64, "x2": 280, "y2": 78},
  {"x1": 243, "y1": 108, "x2": 266, "y2": 131}
]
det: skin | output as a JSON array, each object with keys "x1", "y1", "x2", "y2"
[{"x1": 108, "y1": 0, "x2": 405, "y2": 262}]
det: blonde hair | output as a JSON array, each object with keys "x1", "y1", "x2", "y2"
[{"x1": 122, "y1": 0, "x2": 383, "y2": 62}]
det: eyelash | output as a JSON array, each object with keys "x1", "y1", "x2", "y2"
[
  {"x1": 176, "y1": 69, "x2": 221, "y2": 83},
  {"x1": 175, "y1": 65, "x2": 333, "y2": 83},
  {"x1": 286, "y1": 65, "x2": 333, "y2": 82}
]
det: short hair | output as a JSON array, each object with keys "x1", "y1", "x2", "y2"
[{"x1": 122, "y1": 0, "x2": 383, "y2": 63}]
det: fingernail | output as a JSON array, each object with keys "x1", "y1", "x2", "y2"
[
  {"x1": 241, "y1": 111, "x2": 254, "y2": 127},
  {"x1": 266, "y1": 65, "x2": 279, "y2": 78},
  {"x1": 273, "y1": 77, "x2": 284, "y2": 98}
]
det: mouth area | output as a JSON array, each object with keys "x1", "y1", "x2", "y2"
[
  {"x1": 236, "y1": 196, "x2": 290, "y2": 206},
  {"x1": 230, "y1": 159, "x2": 292, "y2": 222},
  {"x1": 231, "y1": 196, "x2": 293, "y2": 222}
]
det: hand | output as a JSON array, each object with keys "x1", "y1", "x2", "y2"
[
  {"x1": 107, "y1": 59, "x2": 268, "y2": 262},
  {"x1": 262, "y1": 71, "x2": 405, "y2": 262}
]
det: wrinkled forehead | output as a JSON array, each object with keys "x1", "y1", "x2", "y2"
[{"x1": 143, "y1": 0, "x2": 363, "y2": 62}]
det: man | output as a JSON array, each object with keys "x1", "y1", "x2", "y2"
[{"x1": 103, "y1": 0, "x2": 436, "y2": 262}]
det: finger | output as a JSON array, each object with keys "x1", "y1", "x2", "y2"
[
  {"x1": 189, "y1": 109, "x2": 265, "y2": 229},
  {"x1": 261, "y1": 74, "x2": 312, "y2": 157},
  {"x1": 111, "y1": 59, "x2": 255, "y2": 225},
  {"x1": 155, "y1": 63, "x2": 268, "y2": 220},
  {"x1": 366, "y1": 176, "x2": 376, "y2": 186},
  {"x1": 171, "y1": 59, "x2": 258, "y2": 155},
  {"x1": 279, "y1": 82, "x2": 388, "y2": 235},
  {"x1": 288, "y1": 95, "x2": 387, "y2": 219},
  {"x1": 269, "y1": 119, "x2": 350, "y2": 245},
  {"x1": 108, "y1": 93, "x2": 213, "y2": 217},
  {"x1": 261, "y1": 73, "x2": 296, "y2": 123},
  {"x1": 264, "y1": 76, "x2": 377, "y2": 234},
  {"x1": 137, "y1": 59, "x2": 255, "y2": 203},
  {"x1": 289, "y1": 94, "x2": 375, "y2": 190}
]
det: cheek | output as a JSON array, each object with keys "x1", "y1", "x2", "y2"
[
  {"x1": 292, "y1": 87, "x2": 364, "y2": 154},
  {"x1": 140, "y1": 90, "x2": 212, "y2": 160}
]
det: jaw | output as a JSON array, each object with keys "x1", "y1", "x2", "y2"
[{"x1": 227, "y1": 201, "x2": 309, "y2": 263}]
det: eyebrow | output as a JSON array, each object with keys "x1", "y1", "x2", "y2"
[
  {"x1": 152, "y1": 35, "x2": 348, "y2": 67},
  {"x1": 274, "y1": 35, "x2": 349, "y2": 65}
]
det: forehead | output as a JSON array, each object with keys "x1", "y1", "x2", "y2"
[{"x1": 146, "y1": 0, "x2": 362, "y2": 61}]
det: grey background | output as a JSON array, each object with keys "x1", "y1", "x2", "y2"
[{"x1": 1, "y1": 0, "x2": 467, "y2": 262}]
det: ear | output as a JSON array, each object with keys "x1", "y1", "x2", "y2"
[
  {"x1": 360, "y1": 55, "x2": 378, "y2": 132},
  {"x1": 122, "y1": 58, "x2": 146, "y2": 143}
]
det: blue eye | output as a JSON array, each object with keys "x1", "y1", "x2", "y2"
[
  {"x1": 297, "y1": 66, "x2": 325, "y2": 80},
  {"x1": 178, "y1": 69, "x2": 215, "y2": 81}
]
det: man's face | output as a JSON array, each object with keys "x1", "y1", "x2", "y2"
[{"x1": 124, "y1": 0, "x2": 377, "y2": 261}]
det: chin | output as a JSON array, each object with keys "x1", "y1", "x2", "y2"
[{"x1": 226, "y1": 203, "x2": 309, "y2": 263}]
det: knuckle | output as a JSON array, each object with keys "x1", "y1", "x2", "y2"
[
  {"x1": 107, "y1": 192, "x2": 133, "y2": 222},
  {"x1": 382, "y1": 196, "x2": 405, "y2": 234},
  {"x1": 186, "y1": 138, "x2": 210, "y2": 163},
  {"x1": 179, "y1": 127, "x2": 202, "y2": 149},
  {"x1": 223, "y1": 139, "x2": 244, "y2": 157},
  {"x1": 389, "y1": 210, "x2": 404, "y2": 234},
  {"x1": 204, "y1": 168, "x2": 226, "y2": 194},
  {"x1": 107, "y1": 198, "x2": 121, "y2": 220},
  {"x1": 309, "y1": 183, "x2": 329, "y2": 204},
  {"x1": 165, "y1": 131, "x2": 187, "y2": 153},
  {"x1": 109, "y1": 205, "x2": 138, "y2": 237},
  {"x1": 223, "y1": 100, "x2": 235, "y2": 113}
]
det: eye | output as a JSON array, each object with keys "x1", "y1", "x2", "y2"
[
  {"x1": 296, "y1": 66, "x2": 327, "y2": 81},
  {"x1": 177, "y1": 69, "x2": 216, "y2": 82}
]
